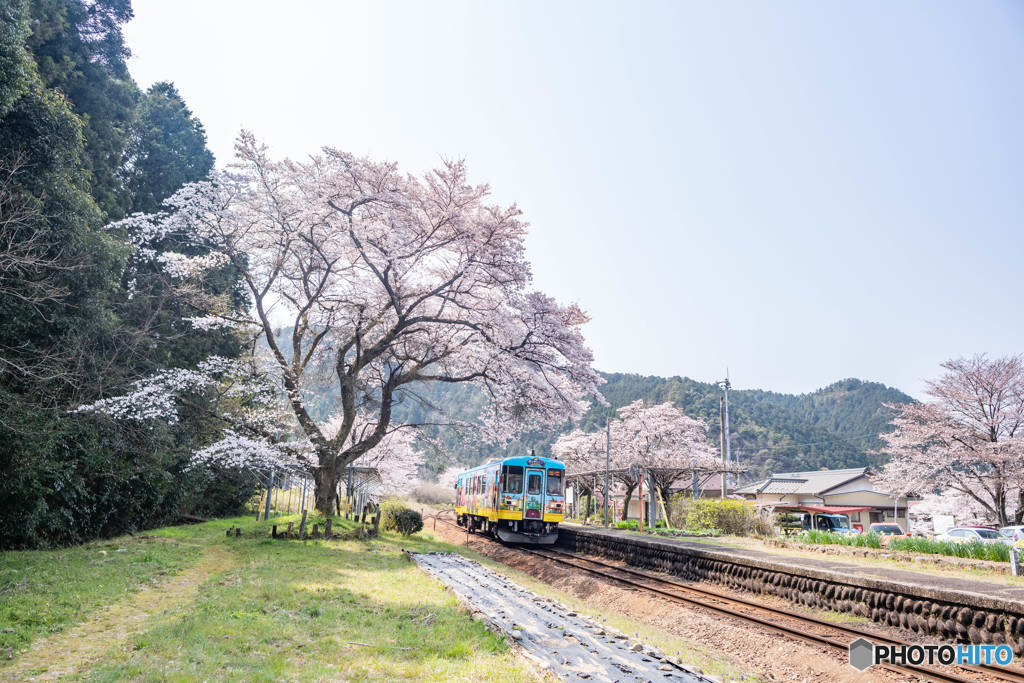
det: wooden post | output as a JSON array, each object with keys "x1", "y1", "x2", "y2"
[
  {"x1": 235, "y1": 528, "x2": 241, "y2": 537},
  {"x1": 325, "y1": 518, "x2": 333, "y2": 539},
  {"x1": 372, "y1": 505, "x2": 380, "y2": 535},
  {"x1": 299, "y1": 510, "x2": 308, "y2": 540},
  {"x1": 287, "y1": 521, "x2": 294, "y2": 539},
  {"x1": 272, "y1": 524, "x2": 278, "y2": 538},
  {"x1": 312, "y1": 523, "x2": 319, "y2": 539},
  {"x1": 360, "y1": 504, "x2": 369, "y2": 524}
]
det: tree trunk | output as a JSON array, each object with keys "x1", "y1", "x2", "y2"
[
  {"x1": 621, "y1": 484, "x2": 635, "y2": 521},
  {"x1": 314, "y1": 460, "x2": 339, "y2": 516}
]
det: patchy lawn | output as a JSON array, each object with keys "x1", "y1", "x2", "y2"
[{"x1": 1, "y1": 516, "x2": 536, "y2": 681}]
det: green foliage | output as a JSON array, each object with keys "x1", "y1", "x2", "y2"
[
  {"x1": 667, "y1": 496, "x2": 767, "y2": 536},
  {"x1": 379, "y1": 500, "x2": 424, "y2": 536},
  {"x1": 0, "y1": 0, "x2": 252, "y2": 549},
  {"x1": 798, "y1": 531, "x2": 1010, "y2": 561},
  {"x1": 0, "y1": 0, "x2": 32, "y2": 116},
  {"x1": 125, "y1": 81, "x2": 215, "y2": 214},
  {"x1": 799, "y1": 530, "x2": 883, "y2": 548},
  {"x1": 614, "y1": 519, "x2": 642, "y2": 531},
  {"x1": 887, "y1": 537, "x2": 1011, "y2": 563}
]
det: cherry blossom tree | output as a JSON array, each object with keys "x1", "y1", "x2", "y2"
[
  {"x1": 873, "y1": 354, "x2": 1024, "y2": 526},
  {"x1": 80, "y1": 133, "x2": 602, "y2": 515},
  {"x1": 553, "y1": 400, "x2": 717, "y2": 521}
]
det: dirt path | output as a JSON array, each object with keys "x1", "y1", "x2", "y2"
[{"x1": 3, "y1": 543, "x2": 235, "y2": 680}]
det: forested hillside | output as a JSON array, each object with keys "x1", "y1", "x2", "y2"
[
  {"x1": 377, "y1": 373, "x2": 915, "y2": 482},
  {"x1": 0, "y1": 0, "x2": 252, "y2": 548}
]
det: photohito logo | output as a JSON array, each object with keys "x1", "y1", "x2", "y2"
[{"x1": 848, "y1": 638, "x2": 1013, "y2": 670}]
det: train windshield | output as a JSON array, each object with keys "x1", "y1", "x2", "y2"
[
  {"x1": 546, "y1": 469, "x2": 563, "y2": 495},
  {"x1": 527, "y1": 472, "x2": 542, "y2": 495},
  {"x1": 503, "y1": 466, "x2": 523, "y2": 494}
]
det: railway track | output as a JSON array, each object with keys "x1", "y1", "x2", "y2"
[{"x1": 428, "y1": 512, "x2": 1024, "y2": 683}]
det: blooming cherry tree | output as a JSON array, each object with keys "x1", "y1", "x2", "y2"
[
  {"x1": 873, "y1": 354, "x2": 1024, "y2": 526},
  {"x1": 553, "y1": 400, "x2": 717, "y2": 520},
  {"x1": 82, "y1": 133, "x2": 603, "y2": 515}
]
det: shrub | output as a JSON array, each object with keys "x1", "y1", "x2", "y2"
[
  {"x1": 380, "y1": 499, "x2": 423, "y2": 536},
  {"x1": 667, "y1": 496, "x2": 766, "y2": 536}
]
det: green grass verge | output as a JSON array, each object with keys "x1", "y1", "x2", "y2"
[
  {"x1": 2, "y1": 514, "x2": 758, "y2": 681},
  {"x1": 0, "y1": 519, "x2": 218, "y2": 656}
]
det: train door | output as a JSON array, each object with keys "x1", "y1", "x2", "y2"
[{"x1": 524, "y1": 466, "x2": 545, "y2": 520}]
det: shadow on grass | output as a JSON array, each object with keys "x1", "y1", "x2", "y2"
[{"x1": 83, "y1": 521, "x2": 520, "y2": 682}]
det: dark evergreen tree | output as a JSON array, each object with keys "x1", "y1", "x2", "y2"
[{"x1": 125, "y1": 81, "x2": 214, "y2": 214}]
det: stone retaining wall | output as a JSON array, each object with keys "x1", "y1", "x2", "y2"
[{"x1": 557, "y1": 527, "x2": 1024, "y2": 653}]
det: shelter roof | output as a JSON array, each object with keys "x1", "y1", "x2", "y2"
[{"x1": 736, "y1": 467, "x2": 869, "y2": 497}]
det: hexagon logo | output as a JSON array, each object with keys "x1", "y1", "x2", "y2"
[{"x1": 849, "y1": 638, "x2": 875, "y2": 671}]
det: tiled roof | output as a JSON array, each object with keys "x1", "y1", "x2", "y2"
[{"x1": 736, "y1": 467, "x2": 869, "y2": 496}]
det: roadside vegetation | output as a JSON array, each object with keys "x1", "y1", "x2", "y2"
[{"x1": 796, "y1": 529, "x2": 1011, "y2": 562}]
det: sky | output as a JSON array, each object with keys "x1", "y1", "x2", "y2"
[{"x1": 123, "y1": 1, "x2": 1024, "y2": 399}]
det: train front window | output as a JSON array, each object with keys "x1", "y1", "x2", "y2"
[
  {"x1": 504, "y1": 466, "x2": 523, "y2": 494},
  {"x1": 527, "y1": 472, "x2": 542, "y2": 495},
  {"x1": 546, "y1": 469, "x2": 563, "y2": 495}
]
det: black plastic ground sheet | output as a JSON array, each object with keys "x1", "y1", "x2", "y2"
[{"x1": 409, "y1": 552, "x2": 716, "y2": 682}]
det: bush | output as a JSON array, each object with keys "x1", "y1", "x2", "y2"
[
  {"x1": 667, "y1": 496, "x2": 768, "y2": 536},
  {"x1": 380, "y1": 499, "x2": 424, "y2": 536}
]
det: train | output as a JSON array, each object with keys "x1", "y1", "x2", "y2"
[{"x1": 454, "y1": 454, "x2": 566, "y2": 544}]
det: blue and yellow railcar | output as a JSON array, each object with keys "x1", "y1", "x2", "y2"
[{"x1": 454, "y1": 455, "x2": 565, "y2": 544}]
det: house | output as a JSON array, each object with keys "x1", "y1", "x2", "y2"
[{"x1": 735, "y1": 467, "x2": 909, "y2": 533}]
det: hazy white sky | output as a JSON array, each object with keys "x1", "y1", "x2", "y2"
[{"x1": 123, "y1": 1, "x2": 1024, "y2": 399}]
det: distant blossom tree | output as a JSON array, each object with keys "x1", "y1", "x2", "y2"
[
  {"x1": 553, "y1": 400, "x2": 717, "y2": 521},
  {"x1": 78, "y1": 133, "x2": 602, "y2": 515},
  {"x1": 873, "y1": 354, "x2": 1024, "y2": 526}
]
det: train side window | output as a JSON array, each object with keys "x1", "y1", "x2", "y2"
[
  {"x1": 504, "y1": 466, "x2": 524, "y2": 494},
  {"x1": 546, "y1": 469, "x2": 563, "y2": 495},
  {"x1": 527, "y1": 472, "x2": 542, "y2": 495}
]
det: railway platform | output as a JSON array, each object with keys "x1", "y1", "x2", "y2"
[{"x1": 559, "y1": 525, "x2": 1024, "y2": 651}]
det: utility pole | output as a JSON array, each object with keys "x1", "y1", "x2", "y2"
[
  {"x1": 604, "y1": 420, "x2": 610, "y2": 528},
  {"x1": 718, "y1": 374, "x2": 732, "y2": 497},
  {"x1": 719, "y1": 397, "x2": 726, "y2": 500}
]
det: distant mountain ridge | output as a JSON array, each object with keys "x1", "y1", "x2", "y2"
[
  {"x1": 381, "y1": 372, "x2": 915, "y2": 482},
  {"x1": 263, "y1": 329, "x2": 915, "y2": 482}
]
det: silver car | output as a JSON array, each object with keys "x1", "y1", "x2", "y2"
[
  {"x1": 937, "y1": 527, "x2": 1012, "y2": 545},
  {"x1": 999, "y1": 526, "x2": 1024, "y2": 542}
]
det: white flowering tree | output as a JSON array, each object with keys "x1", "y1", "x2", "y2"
[
  {"x1": 553, "y1": 400, "x2": 717, "y2": 521},
  {"x1": 873, "y1": 354, "x2": 1024, "y2": 526},
  {"x1": 79, "y1": 133, "x2": 602, "y2": 515}
]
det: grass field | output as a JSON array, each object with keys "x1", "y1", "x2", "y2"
[{"x1": 0, "y1": 514, "x2": 752, "y2": 681}]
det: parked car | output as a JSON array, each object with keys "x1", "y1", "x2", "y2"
[
  {"x1": 802, "y1": 513, "x2": 860, "y2": 534},
  {"x1": 1000, "y1": 526, "x2": 1024, "y2": 542},
  {"x1": 936, "y1": 526, "x2": 1011, "y2": 545},
  {"x1": 867, "y1": 523, "x2": 909, "y2": 546}
]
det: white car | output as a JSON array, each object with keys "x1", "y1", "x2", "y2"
[
  {"x1": 937, "y1": 527, "x2": 1012, "y2": 545},
  {"x1": 1000, "y1": 526, "x2": 1024, "y2": 542}
]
